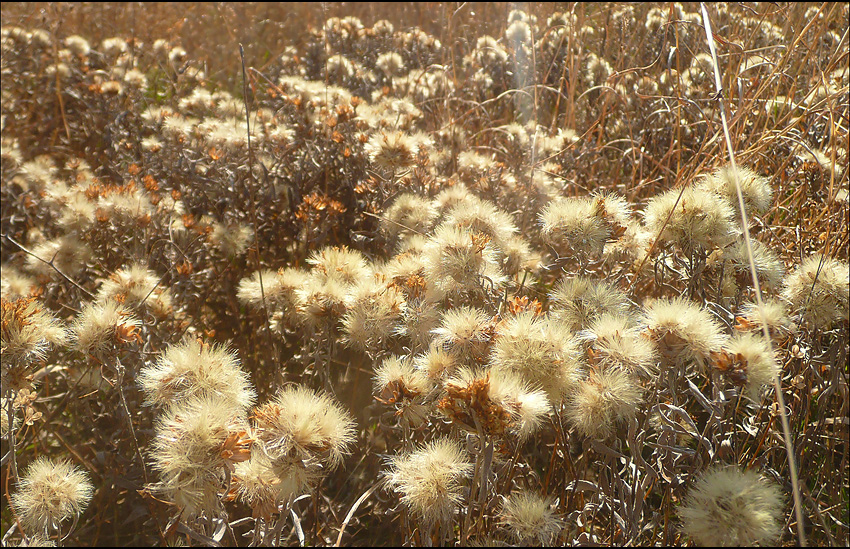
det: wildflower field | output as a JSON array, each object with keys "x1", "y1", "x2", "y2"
[{"x1": 1, "y1": 2, "x2": 848, "y2": 546}]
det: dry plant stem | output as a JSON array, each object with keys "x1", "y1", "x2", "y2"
[
  {"x1": 334, "y1": 478, "x2": 385, "y2": 547},
  {"x1": 461, "y1": 422, "x2": 487, "y2": 547},
  {"x1": 700, "y1": 3, "x2": 806, "y2": 546},
  {"x1": 3, "y1": 394, "x2": 26, "y2": 546},
  {"x1": 112, "y1": 357, "x2": 148, "y2": 485},
  {"x1": 2, "y1": 234, "x2": 95, "y2": 299},
  {"x1": 239, "y1": 43, "x2": 279, "y2": 369},
  {"x1": 4, "y1": 393, "x2": 18, "y2": 481}
]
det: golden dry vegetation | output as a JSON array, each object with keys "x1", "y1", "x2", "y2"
[{"x1": 1, "y1": 2, "x2": 848, "y2": 546}]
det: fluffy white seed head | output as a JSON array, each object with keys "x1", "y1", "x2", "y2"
[
  {"x1": 149, "y1": 396, "x2": 252, "y2": 518},
  {"x1": 341, "y1": 275, "x2": 406, "y2": 353},
  {"x1": 381, "y1": 193, "x2": 436, "y2": 244},
  {"x1": 96, "y1": 263, "x2": 172, "y2": 318},
  {"x1": 540, "y1": 196, "x2": 610, "y2": 258},
  {"x1": 439, "y1": 367, "x2": 551, "y2": 440},
  {"x1": 489, "y1": 312, "x2": 582, "y2": 403},
  {"x1": 499, "y1": 491, "x2": 563, "y2": 545},
  {"x1": 642, "y1": 296, "x2": 729, "y2": 371},
  {"x1": 1, "y1": 297, "x2": 67, "y2": 370},
  {"x1": 385, "y1": 437, "x2": 473, "y2": 527},
  {"x1": 306, "y1": 246, "x2": 371, "y2": 287},
  {"x1": 549, "y1": 276, "x2": 631, "y2": 331},
  {"x1": 565, "y1": 368, "x2": 642, "y2": 439},
  {"x1": 138, "y1": 337, "x2": 256, "y2": 410},
  {"x1": 11, "y1": 457, "x2": 93, "y2": 535},
  {"x1": 735, "y1": 299, "x2": 794, "y2": 341},
  {"x1": 679, "y1": 467, "x2": 784, "y2": 547},
  {"x1": 432, "y1": 306, "x2": 494, "y2": 364},
  {"x1": 698, "y1": 165, "x2": 774, "y2": 216},
  {"x1": 373, "y1": 355, "x2": 433, "y2": 427},
  {"x1": 423, "y1": 224, "x2": 506, "y2": 297},
  {"x1": 716, "y1": 333, "x2": 779, "y2": 400},
  {"x1": 581, "y1": 313, "x2": 657, "y2": 377},
  {"x1": 782, "y1": 254, "x2": 849, "y2": 330},
  {"x1": 69, "y1": 299, "x2": 140, "y2": 358},
  {"x1": 643, "y1": 186, "x2": 739, "y2": 254},
  {"x1": 252, "y1": 385, "x2": 356, "y2": 472}
]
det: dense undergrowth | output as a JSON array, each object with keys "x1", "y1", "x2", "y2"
[{"x1": 1, "y1": 2, "x2": 848, "y2": 546}]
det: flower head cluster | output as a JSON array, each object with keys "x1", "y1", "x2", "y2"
[
  {"x1": 489, "y1": 312, "x2": 582, "y2": 403},
  {"x1": 679, "y1": 467, "x2": 784, "y2": 547},
  {"x1": 498, "y1": 490, "x2": 563, "y2": 545},
  {"x1": 385, "y1": 437, "x2": 473, "y2": 527},
  {"x1": 565, "y1": 367, "x2": 642, "y2": 439},
  {"x1": 250, "y1": 386, "x2": 356, "y2": 502},
  {"x1": 549, "y1": 276, "x2": 631, "y2": 332},
  {"x1": 11, "y1": 457, "x2": 94, "y2": 536},
  {"x1": 438, "y1": 367, "x2": 550, "y2": 441},
  {"x1": 1, "y1": 297, "x2": 67, "y2": 371},
  {"x1": 138, "y1": 337, "x2": 256, "y2": 409},
  {"x1": 69, "y1": 299, "x2": 140, "y2": 358},
  {"x1": 149, "y1": 396, "x2": 253, "y2": 518},
  {"x1": 643, "y1": 186, "x2": 738, "y2": 254},
  {"x1": 782, "y1": 254, "x2": 849, "y2": 330},
  {"x1": 95, "y1": 263, "x2": 172, "y2": 318},
  {"x1": 642, "y1": 297, "x2": 728, "y2": 371},
  {"x1": 373, "y1": 355, "x2": 433, "y2": 428}
]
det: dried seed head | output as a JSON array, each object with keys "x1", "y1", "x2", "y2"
[
  {"x1": 499, "y1": 491, "x2": 563, "y2": 545},
  {"x1": 376, "y1": 51, "x2": 405, "y2": 77},
  {"x1": 365, "y1": 130, "x2": 419, "y2": 171},
  {"x1": 1, "y1": 266, "x2": 38, "y2": 300},
  {"x1": 413, "y1": 343, "x2": 459, "y2": 381},
  {"x1": 423, "y1": 224, "x2": 506, "y2": 297},
  {"x1": 26, "y1": 236, "x2": 92, "y2": 279},
  {"x1": 642, "y1": 296, "x2": 728, "y2": 371},
  {"x1": 565, "y1": 368, "x2": 642, "y2": 439},
  {"x1": 237, "y1": 267, "x2": 307, "y2": 326},
  {"x1": 442, "y1": 196, "x2": 519, "y2": 250},
  {"x1": 722, "y1": 239, "x2": 785, "y2": 295},
  {"x1": 381, "y1": 193, "x2": 437, "y2": 243},
  {"x1": 581, "y1": 313, "x2": 657, "y2": 377},
  {"x1": 208, "y1": 221, "x2": 252, "y2": 257},
  {"x1": 69, "y1": 299, "x2": 140, "y2": 358},
  {"x1": 489, "y1": 312, "x2": 582, "y2": 403},
  {"x1": 643, "y1": 186, "x2": 738, "y2": 254},
  {"x1": 432, "y1": 306, "x2": 494, "y2": 363},
  {"x1": 149, "y1": 396, "x2": 252, "y2": 518},
  {"x1": 373, "y1": 355, "x2": 433, "y2": 428},
  {"x1": 540, "y1": 196, "x2": 610, "y2": 258},
  {"x1": 735, "y1": 299, "x2": 794, "y2": 341},
  {"x1": 715, "y1": 333, "x2": 778, "y2": 401},
  {"x1": 232, "y1": 452, "x2": 280, "y2": 519},
  {"x1": 385, "y1": 437, "x2": 473, "y2": 527},
  {"x1": 306, "y1": 246, "x2": 371, "y2": 287},
  {"x1": 699, "y1": 165, "x2": 774, "y2": 216},
  {"x1": 439, "y1": 367, "x2": 550, "y2": 440},
  {"x1": 679, "y1": 467, "x2": 784, "y2": 547},
  {"x1": 396, "y1": 293, "x2": 443, "y2": 353},
  {"x1": 549, "y1": 276, "x2": 631, "y2": 331},
  {"x1": 138, "y1": 338, "x2": 256, "y2": 410},
  {"x1": 252, "y1": 385, "x2": 356, "y2": 472},
  {"x1": 341, "y1": 275, "x2": 406, "y2": 353},
  {"x1": 432, "y1": 183, "x2": 474, "y2": 216},
  {"x1": 295, "y1": 277, "x2": 349, "y2": 332},
  {"x1": 11, "y1": 457, "x2": 93, "y2": 536},
  {"x1": 1, "y1": 297, "x2": 67, "y2": 369},
  {"x1": 782, "y1": 254, "x2": 849, "y2": 330},
  {"x1": 96, "y1": 263, "x2": 172, "y2": 318}
]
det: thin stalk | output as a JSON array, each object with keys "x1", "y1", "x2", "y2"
[{"x1": 699, "y1": 4, "x2": 805, "y2": 546}]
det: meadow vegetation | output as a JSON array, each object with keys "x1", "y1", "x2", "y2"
[{"x1": 1, "y1": 2, "x2": 848, "y2": 546}]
